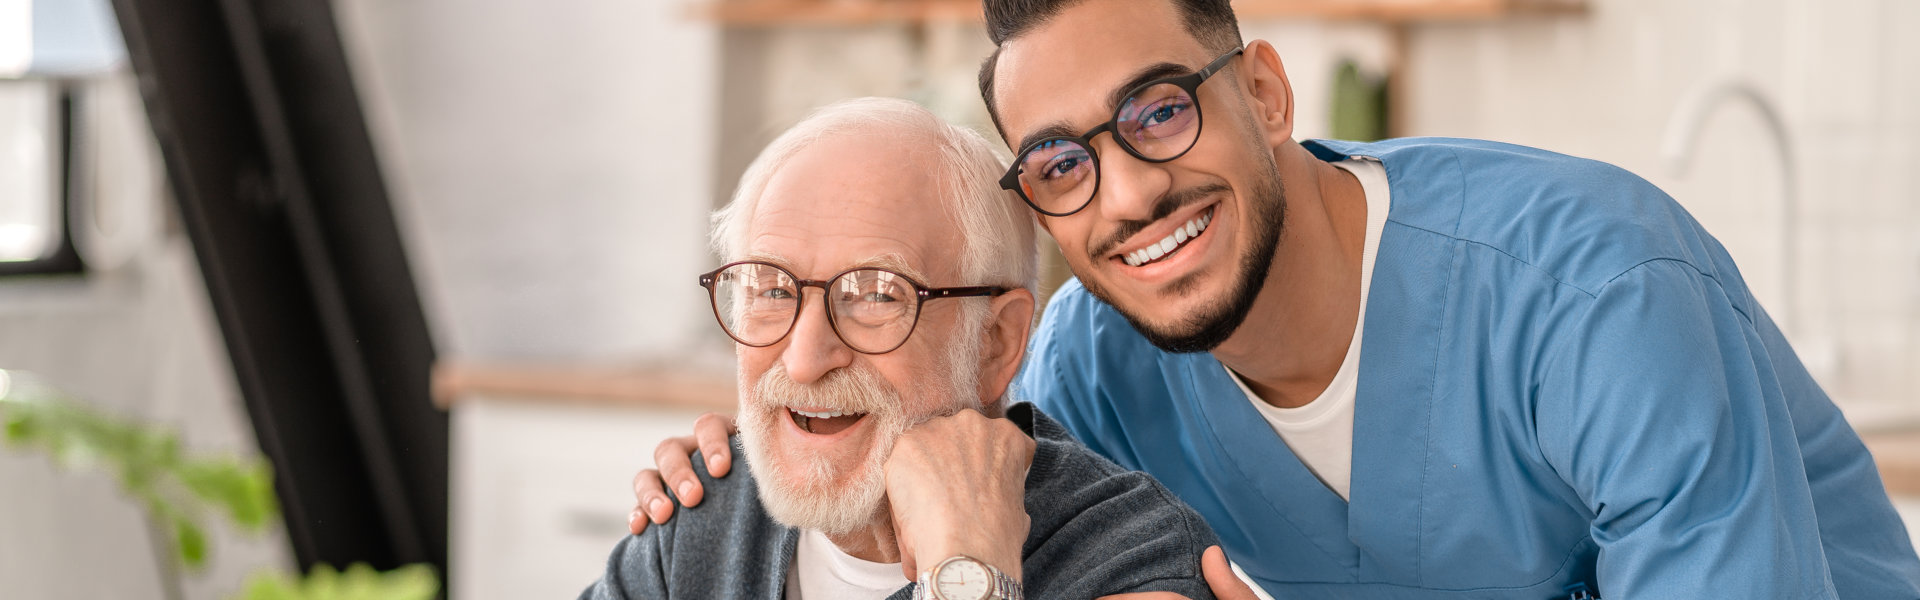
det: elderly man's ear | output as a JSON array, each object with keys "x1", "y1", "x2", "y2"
[{"x1": 978, "y1": 288, "x2": 1037, "y2": 408}]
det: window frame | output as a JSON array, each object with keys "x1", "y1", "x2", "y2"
[{"x1": 0, "y1": 79, "x2": 86, "y2": 277}]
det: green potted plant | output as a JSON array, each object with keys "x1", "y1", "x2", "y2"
[{"x1": 0, "y1": 369, "x2": 438, "y2": 600}]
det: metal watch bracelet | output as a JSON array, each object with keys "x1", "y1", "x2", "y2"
[{"x1": 912, "y1": 555, "x2": 1023, "y2": 600}]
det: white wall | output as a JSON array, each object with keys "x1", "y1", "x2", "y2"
[{"x1": 334, "y1": 0, "x2": 725, "y2": 363}]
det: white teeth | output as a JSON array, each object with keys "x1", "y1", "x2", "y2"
[
  {"x1": 793, "y1": 409, "x2": 858, "y2": 419},
  {"x1": 1120, "y1": 209, "x2": 1213, "y2": 268}
]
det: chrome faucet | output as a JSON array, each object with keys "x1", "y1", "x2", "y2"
[{"x1": 1658, "y1": 79, "x2": 1799, "y2": 334}]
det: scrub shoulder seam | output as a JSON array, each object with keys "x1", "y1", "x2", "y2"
[
  {"x1": 1380, "y1": 219, "x2": 1602, "y2": 299},
  {"x1": 1596, "y1": 257, "x2": 1754, "y2": 327}
]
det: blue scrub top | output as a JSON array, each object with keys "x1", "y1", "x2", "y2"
[{"x1": 1016, "y1": 138, "x2": 1920, "y2": 599}]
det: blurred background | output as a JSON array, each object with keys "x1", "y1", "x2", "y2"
[{"x1": 1, "y1": 0, "x2": 1916, "y2": 597}]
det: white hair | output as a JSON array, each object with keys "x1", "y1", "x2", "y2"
[{"x1": 711, "y1": 97, "x2": 1039, "y2": 293}]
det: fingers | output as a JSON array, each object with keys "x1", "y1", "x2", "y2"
[
  {"x1": 1000, "y1": 417, "x2": 1036, "y2": 462},
  {"x1": 654, "y1": 436, "x2": 706, "y2": 508},
  {"x1": 627, "y1": 412, "x2": 739, "y2": 535},
  {"x1": 1202, "y1": 546, "x2": 1262, "y2": 600},
  {"x1": 629, "y1": 468, "x2": 673, "y2": 532},
  {"x1": 693, "y1": 412, "x2": 738, "y2": 477}
]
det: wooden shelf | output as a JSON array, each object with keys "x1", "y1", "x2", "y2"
[
  {"x1": 1863, "y1": 430, "x2": 1920, "y2": 497},
  {"x1": 432, "y1": 361, "x2": 736, "y2": 412},
  {"x1": 692, "y1": 0, "x2": 1586, "y2": 27},
  {"x1": 693, "y1": 0, "x2": 976, "y2": 26}
]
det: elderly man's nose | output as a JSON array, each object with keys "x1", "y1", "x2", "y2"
[
  {"x1": 1090, "y1": 138, "x2": 1171, "y2": 223},
  {"x1": 780, "y1": 292, "x2": 853, "y2": 384}
]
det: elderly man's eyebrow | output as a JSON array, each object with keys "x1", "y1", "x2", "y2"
[
  {"x1": 740, "y1": 251, "x2": 793, "y2": 267},
  {"x1": 851, "y1": 254, "x2": 929, "y2": 282},
  {"x1": 1012, "y1": 61, "x2": 1197, "y2": 153},
  {"x1": 735, "y1": 252, "x2": 930, "y2": 282}
]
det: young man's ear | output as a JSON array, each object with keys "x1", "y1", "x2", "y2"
[
  {"x1": 1238, "y1": 40, "x2": 1295, "y2": 148},
  {"x1": 979, "y1": 288, "x2": 1037, "y2": 407}
]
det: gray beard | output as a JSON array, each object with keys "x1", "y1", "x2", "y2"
[{"x1": 735, "y1": 305, "x2": 987, "y2": 535}]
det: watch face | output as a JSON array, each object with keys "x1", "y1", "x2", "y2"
[{"x1": 934, "y1": 558, "x2": 993, "y2": 600}]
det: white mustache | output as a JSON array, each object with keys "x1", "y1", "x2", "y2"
[{"x1": 751, "y1": 363, "x2": 901, "y2": 418}]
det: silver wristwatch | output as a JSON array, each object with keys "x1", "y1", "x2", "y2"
[{"x1": 913, "y1": 555, "x2": 1023, "y2": 600}]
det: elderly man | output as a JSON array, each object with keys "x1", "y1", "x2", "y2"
[{"x1": 579, "y1": 97, "x2": 1221, "y2": 600}]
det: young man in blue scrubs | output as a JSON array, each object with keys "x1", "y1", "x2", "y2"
[{"x1": 632, "y1": 0, "x2": 1920, "y2": 597}]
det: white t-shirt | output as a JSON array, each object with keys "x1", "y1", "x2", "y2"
[
  {"x1": 784, "y1": 528, "x2": 910, "y2": 599},
  {"x1": 1225, "y1": 156, "x2": 1390, "y2": 502}
]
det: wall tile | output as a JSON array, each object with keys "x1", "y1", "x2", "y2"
[
  {"x1": 1887, "y1": 0, "x2": 1920, "y2": 128},
  {"x1": 1782, "y1": 0, "x2": 1883, "y2": 125}
]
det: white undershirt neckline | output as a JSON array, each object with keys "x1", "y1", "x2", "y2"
[
  {"x1": 785, "y1": 528, "x2": 909, "y2": 600},
  {"x1": 1224, "y1": 156, "x2": 1390, "y2": 503}
]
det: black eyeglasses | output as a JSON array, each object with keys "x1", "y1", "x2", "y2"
[
  {"x1": 999, "y1": 46, "x2": 1245, "y2": 217},
  {"x1": 698, "y1": 261, "x2": 1010, "y2": 355}
]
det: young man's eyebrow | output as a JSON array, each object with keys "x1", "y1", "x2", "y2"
[
  {"x1": 1015, "y1": 123, "x2": 1085, "y2": 154},
  {"x1": 1011, "y1": 62, "x2": 1196, "y2": 153},
  {"x1": 1105, "y1": 62, "x2": 1192, "y2": 114}
]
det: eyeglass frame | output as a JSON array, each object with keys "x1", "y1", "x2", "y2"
[
  {"x1": 697, "y1": 260, "x2": 1012, "y2": 355},
  {"x1": 998, "y1": 46, "x2": 1246, "y2": 218}
]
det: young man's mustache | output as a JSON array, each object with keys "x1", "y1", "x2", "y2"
[{"x1": 1089, "y1": 183, "x2": 1229, "y2": 258}]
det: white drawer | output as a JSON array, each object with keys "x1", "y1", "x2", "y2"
[{"x1": 450, "y1": 396, "x2": 711, "y2": 600}]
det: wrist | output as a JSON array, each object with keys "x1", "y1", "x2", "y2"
[
  {"x1": 921, "y1": 541, "x2": 1021, "y2": 583},
  {"x1": 916, "y1": 555, "x2": 1024, "y2": 600}
]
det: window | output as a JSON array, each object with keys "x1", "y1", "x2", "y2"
[
  {"x1": 0, "y1": 0, "x2": 132, "y2": 276},
  {"x1": 0, "y1": 80, "x2": 81, "y2": 275}
]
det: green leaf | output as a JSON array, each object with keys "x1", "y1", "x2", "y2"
[
  {"x1": 4, "y1": 410, "x2": 31, "y2": 444},
  {"x1": 373, "y1": 564, "x2": 440, "y2": 600},
  {"x1": 230, "y1": 563, "x2": 440, "y2": 600},
  {"x1": 173, "y1": 512, "x2": 208, "y2": 569},
  {"x1": 236, "y1": 570, "x2": 298, "y2": 600},
  {"x1": 178, "y1": 459, "x2": 280, "y2": 531}
]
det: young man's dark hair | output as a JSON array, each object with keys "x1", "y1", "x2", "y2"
[{"x1": 977, "y1": 0, "x2": 1243, "y2": 135}]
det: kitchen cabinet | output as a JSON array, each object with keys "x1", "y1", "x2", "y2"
[{"x1": 439, "y1": 363, "x2": 733, "y2": 599}]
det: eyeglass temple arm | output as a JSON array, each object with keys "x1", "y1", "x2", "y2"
[
  {"x1": 1198, "y1": 47, "x2": 1245, "y2": 80},
  {"x1": 924, "y1": 286, "x2": 1011, "y2": 299}
]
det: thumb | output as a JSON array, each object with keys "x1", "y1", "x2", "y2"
[
  {"x1": 898, "y1": 537, "x2": 918, "y2": 583},
  {"x1": 1202, "y1": 546, "x2": 1261, "y2": 600},
  {"x1": 894, "y1": 512, "x2": 918, "y2": 582}
]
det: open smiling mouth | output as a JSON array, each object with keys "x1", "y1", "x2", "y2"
[
  {"x1": 789, "y1": 408, "x2": 868, "y2": 435},
  {"x1": 1119, "y1": 206, "x2": 1213, "y2": 268}
]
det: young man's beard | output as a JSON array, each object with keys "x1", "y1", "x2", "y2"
[
  {"x1": 1081, "y1": 161, "x2": 1286, "y2": 354},
  {"x1": 735, "y1": 307, "x2": 986, "y2": 536}
]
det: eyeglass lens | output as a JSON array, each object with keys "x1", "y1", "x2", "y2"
[
  {"x1": 708, "y1": 263, "x2": 922, "y2": 353},
  {"x1": 1014, "y1": 81, "x2": 1203, "y2": 215}
]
